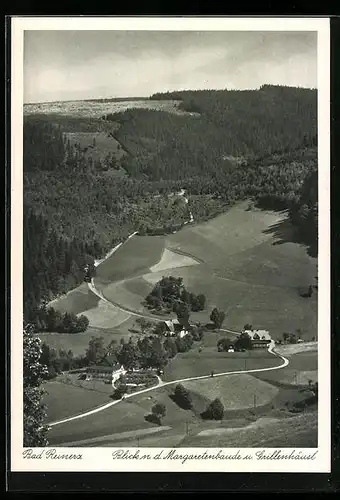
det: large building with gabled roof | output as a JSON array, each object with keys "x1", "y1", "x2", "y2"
[{"x1": 242, "y1": 329, "x2": 272, "y2": 348}]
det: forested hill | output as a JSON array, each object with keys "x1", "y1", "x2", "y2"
[
  {"x1": 24, "y1": 85, "x2": 318, "y2": 327},
  {"x1": 149, "y1": 85, "x2": 317, "y2": 155}
]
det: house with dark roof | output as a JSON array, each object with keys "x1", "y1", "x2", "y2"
[
  {"x1": 163, "y1": 319, "x2": 189, "y2": 339},
  {"x1": 243, "y1": 329, "x2": 272, "y2": 348},
  {"x1": 86, "y1": 354, "x2": 126, "y2": 384}
]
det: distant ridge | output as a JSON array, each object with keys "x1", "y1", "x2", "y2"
[{"x1": 24, "y1": 96, "x2": 148, "y2": 106}]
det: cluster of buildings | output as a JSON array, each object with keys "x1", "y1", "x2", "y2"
[{"x1": 162, "y1": 319, "x2": 190, "y2": 339}]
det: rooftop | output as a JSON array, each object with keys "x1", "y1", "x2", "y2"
[{"x1": 244, "y1": 329, "x2": 271, "y2": 341}]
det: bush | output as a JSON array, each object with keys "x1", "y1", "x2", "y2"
[
  {"x1": 210, "y1": 308, "x2": 225, "y2": 329},
  {"x1": 202, "y1": 398, "x2": 224, "y2": 420},
  {"x1": 173, "y1": 384, "x2": 192, "y2": 409},
  {"x1": 176, "y1": 333, "x2": 194, "y2": 353},
  {"x1": 192, "y1": 326, "x2": 204, "y2": 342},
  {"x1": 145, "y1": 413, "x2": 161, "y2": 425},
  {"x1": 217, "y1": 337, "x2": 233, "y2": 352},
  {"x1": 152, "y1": 402, "x2": 166, "y2": 419},
  {"x1": 235, "y1": 332, "x2": 253, "y2": 351},
  {"x1": 112, "y1": 385, "x2": 127, "y2": 399}
]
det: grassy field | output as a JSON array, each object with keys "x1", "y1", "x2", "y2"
[
  {"x1": 182, "y1": 411, "x2": 317, "y2": 448},
  {"x1": 182, "y1": 374, "x2": 279, "y2": 411},
  {"x1": 78, "y1": 298, "x2": 132, "y2": 328},
  {"x1": 42, "y1": 381, "x2": 111, "y2": 422},
  {"x1": 275, "y1": 342, "x2": 318, "y2": 356},
  {"x1": 48, "y1": 283, "x2": 99, "y2": 315},
  {"x1": 254, "y1": 351, "x2": 318, "y2": 387},
  {"x1": 149, "y1": 248, "x2": 199, "y2": 273},
  {"x1": 95, "y1": 235, "x2": 164, "y2": 282},
  {"x1": 165, "y1": 204, "x2": 284, "y2": 263},
  {"x1": 35, "y1": 323, "x2": 136, "y2": 357},
  {"x1": 47, "y1": 384, "x2": 194, "y2": 445},
  {"x1": 163, "y1": 348, "x2": 280, "y2": 381},
  {"x1": 47, "y1": 279, "x2": 132, "y2": 330}
]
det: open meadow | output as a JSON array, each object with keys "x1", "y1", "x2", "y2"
[
  {"x1": 95, "y1": 235, "x2": 164, "y2": 282},
  {"x1": 181, "y1": 411, "x2": 317, "y2": 448},
  {"x1": 47, "y1": 283, "x2": 99, "y2": 315},
  {"x1": 34, "y1": 317, "x2": 142, "y2": 358},
  {"x1": 42, "y1": 381, "x2": 111, "y2": 422},
  {"x1": 254, "y1": 348, "x2": 318, "y2": 387},
  {"x1": 163, "y1": 348, "x2": 280, "y2": 381}
]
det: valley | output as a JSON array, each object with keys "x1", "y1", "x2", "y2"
[{"x1": 24, "y1": 87, "x2": 318, "y2": 449}]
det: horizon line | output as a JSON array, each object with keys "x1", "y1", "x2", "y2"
[{"x1": 23, "y1": 83, "x2": 317, "y2": 106}]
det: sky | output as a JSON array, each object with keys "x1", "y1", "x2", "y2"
[{"x1": 24, "y1": 30, "x2": 317, "y2": 103}]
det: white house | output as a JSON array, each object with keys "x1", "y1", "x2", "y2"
[
  {"x1": 86, "y1": 354, "x2": 126, "y2": 386},
  {"x1": 163, "y1": 319, "x2": 189, "y2": 338}
]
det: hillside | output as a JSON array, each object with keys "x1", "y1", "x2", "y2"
[
  {"x1": 87, "y1": 203, "x2": 316, "y2": 340},
  {"x1": 23, "y1": 86, "x2": 318, "y2": 327}
]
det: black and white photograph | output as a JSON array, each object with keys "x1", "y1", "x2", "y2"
[{"x1": 10, "y1": 17, "x2": 330, "y2": 473}]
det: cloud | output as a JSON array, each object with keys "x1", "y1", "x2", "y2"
[{"x1": 24, "y1": 31, "x2": 317, "y2": 103}]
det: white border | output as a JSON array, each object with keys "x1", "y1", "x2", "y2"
[{"x1": 11, "y1": 16, "x2": 330, "y2": 473}]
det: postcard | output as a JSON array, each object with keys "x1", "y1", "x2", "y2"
[{"x1": 10, "y1": 16, "x2": 330, "y2": 473}]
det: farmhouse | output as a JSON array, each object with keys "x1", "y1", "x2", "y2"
[
  {"x1": 243, "y1": 329, "x2": 271, "y2": 348},
  {"x1": 86, "y1": 354, "x2": 126, "y2": 384},
  {"x1": 163, "y1": 319, "x2": 189, "y2": 339}
]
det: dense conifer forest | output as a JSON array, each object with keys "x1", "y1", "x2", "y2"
[{"x1": 24, "y1": 85, "x2": 318, "y2": 329}]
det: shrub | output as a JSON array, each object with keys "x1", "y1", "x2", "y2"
[
  {"x1": 152, "y1": 402, "x2": 166, "y2": 419},
  {"x1": 173, "y1": 384, "x2": 192, "y2": 409},
  {"x1": 210, "y1": 308, "x2": 226, "y2": 329},
  {"x1": 235, "y1": 332, "x2": 253, "y2": 351},
  {"x1": 202, "y1": 398, "x2": 224, "y2": 420},
  {"x1": 112, "y1": 385, "x2": 127, "y2": 399},
  {"x1": 145, "y1": 413, "x2": 161, "y2": 425},
  {"x1": 217, "y1": 337, "x2": 233, "y2": 352}
]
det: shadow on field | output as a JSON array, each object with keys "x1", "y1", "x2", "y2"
[
  {"x1": 169, "y1": 393, "x2": 193, "y2": 411},
  {"x1": 262, "y1": 218, "x2": 317, "y2": 258}
]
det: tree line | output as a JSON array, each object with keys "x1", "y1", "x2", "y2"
[{"x1": 33, "y1": 306, "x2": 89, "y2": 334}]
